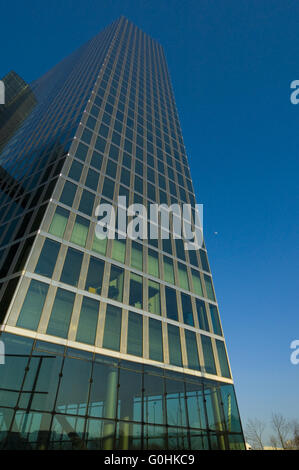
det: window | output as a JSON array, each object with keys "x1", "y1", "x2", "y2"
[
  {"x1": 175, "y1": 239, "x2": 185, "y2": 261},
  {"x1": 111, "y1": 238, "x2": 126, "y2": 263},
  {"x1": 200, "y1": 249, "x2": 210, "y2": 272},
  {"x1": 17, "y1": 280, "x2": 49, "y2": 330},
  {"x1": 201, "y1": 335, "x2": 216, "y2": 375},
  {"x1": 60, "y1": 247, "x2": 83, "y2": 287},
  {"x1": 68, "y1": 160, "x2": 83, "y2": 181},
  {"x1": 91, "y1": 151, "x2": 103, "y2": 170},
  {"x1": 196, "y1": 299, "x2": 209, "y2": 331},
  {"x1": 163, "y1": 256, "x2": 174, "y2": 284},
  {"x1": 75, "y1": 142, "x2": 88, "y2": 161},
  {"x1": 165, "y1": 286, "x2": 178, "y2": 321},
  {"x1": 127, "y1": 311, "x2": 143, "y2": 357},
  {"x1": 181, "y1": 293, "x2": 194, "y2": 326},
  {"x1": 49, "y1": 207, "x2": 69, "y2": 238},
  {"x1": 216, "y1": 340, "x2": 231, "y2": 378},
  {"x1": 106, "y1": 159, "x2": 117, "y2": 179},
  {"x1": 148, "y1": 280, "x2": 161, "y2": 316},
  {"x1": 108, "y1": 265, "x2": 124, "y2": 302},
  {"x1": 204, "y1": 275, "x2": 215, "y2": 301},
  {"x1": 168, "y1": 324, "x2": 182, "y2": 367},
  {"x1": 46, "y1": 288, "x2": 75, "y2": 338},
  {"x1": 60, "y1": 181, "x2": 77, "y2": 207},
  {"x1": 76, "y1": 297, "x2": 99, "y2": 345},
  {"x1": 148, "y1": 248, "x2": 159, "y2": 278},
  {"x1": 70, "y1": 215, "x2": 89, "y2": 247},
  {"x1": 149, "y1": 318, "x2": 163, "y2": 362},
  {"x1": 92, "y1": 231, "x2": 107, "y2": 255},
  {"x1": 129, "y1": 272, "x2": 143, "y2": 308},
  {"x1": 131, "y1": 241, "x2": 143, "y2": 270},
  {"x1": 85, "y1": 168, "x2": 99, "y2": 191},
  {"x1": 78, "y1": 190, "x2": 95, "y2": 216},
  {"x1": 178, "y1": 263, "x2": 189, "y2": 290},
  {"x1": 185, "y1": 330, "x2": 200, "y2": 371},
  {"x1": 102, "y1": 305, "x2": 122, "y2": 351},
  {"x1": 210, "y1": 305, "x2": 222, "y2": 336},
  {"x1": 85, "y1": 256, "x2": 105, "y2": 295},
  {"x1": 102, "y1": 178, "x2": 115, "y2": 199},
  {"x1": 35, "y1": 238, "x2": 60, "y2": 278},
  {"x1": 192, "y1": 269, "x2": 203, "y2": 297}
]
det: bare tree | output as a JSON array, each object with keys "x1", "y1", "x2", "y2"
[
  {"x1": 270, "y1": 413, "x2": 290, "y2": 449},
  {"x1": 286, "y1": 419, "x2": 299, "y2": 450},
  {"x1": 245, "y1": 419, "x2": 266, "y2": 450}
]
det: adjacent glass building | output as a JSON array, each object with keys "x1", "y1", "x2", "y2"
[{"x1": 0, "y1": 17, "x2": 245, "y2": 450}]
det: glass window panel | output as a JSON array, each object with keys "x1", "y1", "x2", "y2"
[
  {"x1": 210, "y1": 305, "x2": 222, "y2": 336},
  {"x1": 188, "y1": 250, "x2": 198, "y2": 267},
  {"x1": 102, "y1": 178, "x2": 115, "y2": 199},
  {"x1": 108, "y1": 265, "x2": 124, "y2": 302},
  {"x1": 192, "y1": 269, "x2": 203, "y2": 297},
  {"x1": 163, "y1": 256, "x2": 174, "y2": 284},
  {"x1": 92, "y1": 232, "x2": 107, "y2": 255},
  {"x1": 49, "y1": 207, "x2": 69, "y2": 238},
  {"x1": 118, "y1": 368, "x2": 143, "y2": 425},
  {"x1": 175, "y1": 239, "x2": 185, "y2": 261},
  {"x1": 83, "y1": 256, "x2": 104, "y2": 295},
  {"x1": 201, "y1": 335, "x2": 216, "y2": 375},
  {"x1": 149, "y1": 318, "x2": 163, "y2": 362},
  {"x1": 69, "y1": 159, "x2": 83, "y2": 181},
  {"x1": 178, "y1": 263, "x2": 189, "y2": 290},
  {"x1": 55, "y1": 356, "x2": 91, "y2": 416},
  {"x1": 129, "y1": 273, "x2": 143, "y2": 308},
  {"x1": 111, "y1": 238, "x2": 126, "y2": 263},
  {"x1": 75, "y1": 142, "x2": 88, "y2": 161},
  {"x1": 204, "y1": 275, "x2": 215, "y2": 301},
  {"x1": 35, "y1": 238, "x2": 60, "y2": 278},
  {"x1": 60, "y1": 247, "x2": 83, "y2": 287},
  {"x1": 131, "y1": 241, "x2": 143, "y2": 271},
  {"x1": 59, "y1": 181, "x2": 77, "y2": 207},
  {"x1": 76, "y1": 297, "x2": 100, "y2": 345},
  {"x1": 88, "y1": 362, "x2": 118, "y2": 419},
  {"x1": 143, "y1": 370, "x2": 164, "y2": 425},
  {"x1": 106, "y1": 159, "x2": 117, "y2": 178},
  {"x1": 148, "y1": 248, "x2": 159, "y2": 278},
  {"x1": 196, "y1": 299, "x2": 210, "y2": 331},
  {"x1": 127, "y1": 311, "x2": 143, "y2": 357},
  {"x1": 165, "y1": 378, "x2": 187, "y2": 428},
  {"x1": 167, "y1": 324, "x2": 182, "y2": 367},
  {"x1": 148, "y1": 280, "x2": 161, "y2": 316},
  {"x1": 78, "y1": 190, "x2": 95, "y2": 216},
  {"x1": 46, "y1": 288, "x2": 75, "y2": 338},
  {"x1": 85, "y1": 168, "x2": 99, "y2": 191},
  {"x1": 165, "y1": 286, "x2": 178, "y2": 321},
  {"x1": 91, "y1": 151, "x2": 103, "y2": 170},
  {"x1": 185, "y1": 382, "x2": 207, "y2": 431},
  {"x1": 17, "y1": 280, "x2": 49, "y2": 330},
  {"x1": 220, "y1": 384, "x2": 242, "y2": 434},
  {"x1": 185, "y1": 330, "x2": 200, "y2": 370},
  {"x1": 102, "y1": 305, "x2": 122, "y2": 351},
  {"x1": 181, "y1": 293, "x2": 194, "y2": 326},
  {"x1": 70, "y1": 215, "x2": 89, "y2": 247},
  {"x1": 200, "y1": 249, "x2": 210, "y2": 272},
  {"x1": 216, "y1": 340, "x2": 231, "y2": 378}
]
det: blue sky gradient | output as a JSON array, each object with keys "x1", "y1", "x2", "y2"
[{"x1": 1, "y1": 0, "x2": 298, "y2": 442}]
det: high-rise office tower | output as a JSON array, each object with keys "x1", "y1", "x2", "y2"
[{"x1": 0, "y1": 17, "x2": 244, "y2": 450}]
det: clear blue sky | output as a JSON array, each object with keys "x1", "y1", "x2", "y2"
[{"x1": 1, "y1": 0, "x2": 298, "y2": 443}]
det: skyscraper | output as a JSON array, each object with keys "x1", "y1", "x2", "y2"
[{"x1": 0, "y1": 17, "x2": 245, "y2": 450}]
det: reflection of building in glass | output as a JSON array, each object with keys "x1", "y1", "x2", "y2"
[
  {"x1": 0, "y1": 71, "x2": 37, "y2": 153},
  {"x1": 0, "y1": 17, "x2": 245, "y2": 450}
]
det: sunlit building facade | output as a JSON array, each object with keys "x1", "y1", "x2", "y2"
[{"x1": 0, "y1": 17, "x2": 245, "y2": 450}]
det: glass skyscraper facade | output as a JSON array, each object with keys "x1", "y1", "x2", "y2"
[{"x1": 0, "y1": 17, "x2": 245, "y2": 450}]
